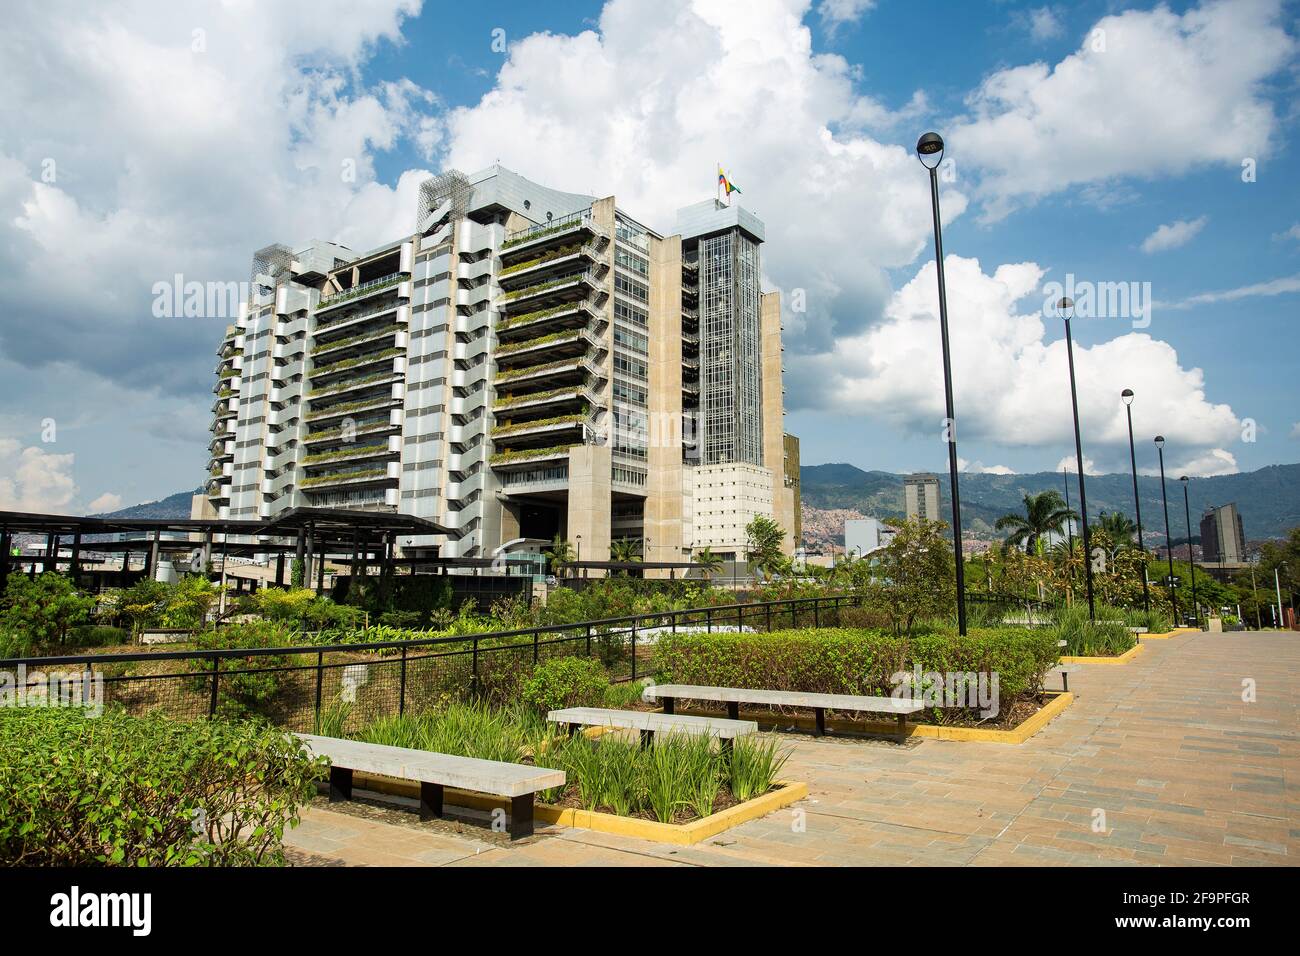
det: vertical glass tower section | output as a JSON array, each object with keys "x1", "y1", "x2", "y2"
[{"x1": 697, "y1": 223, "x2": 763, "y2": 465}]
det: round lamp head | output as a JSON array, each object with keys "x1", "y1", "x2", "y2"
[
  {"x1": 916, "y1": 131, "x2": 945, "y2": 169},
  {"x1": 1154, "y1": 435, "x2": 1165, "y2": 449},
  {"x1": 1180, "y1": 475, "x2": 1189, "y2": 483},
  {"x1": 1056, "y1": 296, "x2": 1075, "y2": 320},
  {"x1": 1121, "y1": 387, "x2": 1134, "y2": 406}
]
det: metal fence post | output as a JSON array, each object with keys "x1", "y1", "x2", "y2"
[
  {"x1": 399, "y1": 646, "x2": 408, "y2": 716},
  {"x1": 630, "y1": 621, "x2": 637, "y2": 681},
  {"x1": 814, "y1": 600, "x2": 820, "y2": 629},
  {"x1": 314, "y1": 651, "x2": 324, "y2": 726},
  {"x1": 585, "y1": 623, "x2": 592, "y2": 657},
  {"x1": 208, "y1": 656, "x2": 219, "y2": 718},
  {"x1": 532, "y1": 627, "x2": 540, "y2": 664},
  {"x1": 707, "y1": 607, "x2": 712, "y2": 633},
  {"x1": 766, "y1": 602, "x2": 772, "y2": 632},
  {"x1": 791, "y1": 600, "x2": 797, "y2": 628},
  {"x1": 737, "y1": 603, "x2": 743, "y2": 633},
  {"x1": 471, "y1": 637, "x2": 480, "y2": 697}
]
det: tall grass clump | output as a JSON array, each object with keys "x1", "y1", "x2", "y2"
[{"x1": 1053, "y1": 605, "x2": 1134, "y2": 656}]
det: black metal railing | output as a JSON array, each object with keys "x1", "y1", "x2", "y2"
[{"x1": 0, "y1": 594, "x2": 865, "y2": 735}]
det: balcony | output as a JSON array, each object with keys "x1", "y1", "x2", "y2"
[
  {"x1": 494, "y1": 329, "x2": 596, "y2": 370},
  {"x1": 492, "y1": 384, "x2": 593, "y2": 415},
  {"x1": 490, "y1": 413, "x2": 587, "y2": 449},
  {"x1": 501, "y1": 209, "x2": 606, "y2": 259},
  {"x1": 303, "y1": 419, "x2": 400, "y2": 447},
  {"x1": 309, "y1": 348, "x2": 402, "y2": 382},
  {"x1": 299, "y1": 466, "x2": 392, "y2": 492},
  {"x1": 310, "y1": 324, "x2": 401, "y2": 360},
  {"x1": 301, "y1": 442, "x2": 396, "y2": 469},
  {"x1": 314, "y1": 301, "x2": 404, "y2": 336},
  {"x1": 488, "y1": 443, "x2": 577, "y2": 471},
  {"x1": 307, "y1": 370, "x2": 401, "y2": 402},
  {"x1": 497, "y1": 241, "x2": 605, "y2": 290},
  {"x1": 496, "y1": 297, "x2": 601, "y2": 342},
  {"x1": 497, "y1": 270, "x2": 604, "y2": 314},
  {"x1": 316, "y1": 272, "x2": 409, "y2": 314},
  {"x1": 304, "y1": 394, "x2": 401, "y2": 424},
  {"x1": 493, "y1": 352, "x2": 604, "y2": 390}
]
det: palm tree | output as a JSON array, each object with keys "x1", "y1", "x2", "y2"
[
  {"x1": 692, "y1": 546, "x2": 723, "y2": 582},
  {"x1": 543, "y1": 534, "x2": 575, "y2": 575},
  {"x1": 995, "y1": 491, "x2": 1078, "y2": 555},
  {"x1": 609, "y1": 537, "x2": 642, "y2": 572},
  {"x1": 1097, "y1": 511, "x2": 1138, "y2": 548}
]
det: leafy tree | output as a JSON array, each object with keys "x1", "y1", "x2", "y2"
[
  {"x1": 745, "y1": 515, "x2": 786, "y2": 580},
  {"x1": 995, "y1": 491, "x2": 1077, "y2": 555},
  {"x1": 864, "y1": 517, "x2": 955, "y2": 634},
  {"x1": 0, "y1": 573, "x2": 95, "y2": 649}
]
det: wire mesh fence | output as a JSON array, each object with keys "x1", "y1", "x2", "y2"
[{"x1": 0, "y1": 594, "x2": 867, "y2": 732}]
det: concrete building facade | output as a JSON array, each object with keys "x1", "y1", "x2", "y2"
[
  {"x1": 1200, "y1": 503, "x2": 1247, "y2": 564},
  {"x1": 203, "y1": 167, "x2": 798, "y2": 564},
  {"x1": 903, "y1": 473, "x2": 941, "y2": 521}
]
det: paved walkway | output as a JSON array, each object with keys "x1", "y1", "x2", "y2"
[{"x1": 284, "y1": 629, "x2": 1300, "y2": 866}]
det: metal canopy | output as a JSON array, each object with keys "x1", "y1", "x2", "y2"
[{"x1": 0, "y1": 507, "x2": 452, "y2": 539}]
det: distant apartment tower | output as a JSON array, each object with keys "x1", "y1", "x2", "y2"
[
  {"x1": 201, "y1": 167, "x2": 798, "y2": 564},
  {"x1": 1200, "y1": 503, "x2": 1247, "y2": 564},
  {"x1": 903, "y1": 473, "x2": 941, "y2": 521}
]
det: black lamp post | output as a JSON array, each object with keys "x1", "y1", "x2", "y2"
[
  {"x1": 1121, "y1": 389, "x2": 1150, "y2": 611},
  {"x1": 916, "y1": 131, "x2": 967, "y2": 635},
  {"x1": 1062, "y1": 465, "x2": 1074, "y2": 551},
  {"x1": 1155, "y1": 436, "x2": 1178, "y2": 622},
  {"x1": 1058, "y1": 296, "x2": 1095, "y2": 620},
  {"x1": 1180, "y1": 476, "x2": 1199, "y2": 626}
]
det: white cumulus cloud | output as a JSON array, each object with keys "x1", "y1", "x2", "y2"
[
  {"x1": 797, "y1": 254, "x2": 1242, "y2": 472},
  {"x1": 1142, "y1": 216, "x2": 1208, "y2": 253},
  {"x1": 0, "y1": 440, "x2": 78, "y2": 512},
  {"x1": 88, "y1": 492, "x2": 124, "y2": 513},
  {"x1": 951, "y1": 0, "x2": 1296, "y2": 217}
]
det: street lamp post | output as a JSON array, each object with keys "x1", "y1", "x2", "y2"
[
  {"x1": 1062, "y1": 465, "x2": 1074, "y2": 551},
  {"x1": 1154, "y1": 436, "x2": 1178, "y2": 622},
  {"x1": 1058, "y1": 297, "x2": 1095, "y2": 620},
  {"x1": 1179, "y1": 476, "x2": 1199, "y2": 626},
  {"x1": 916, "y1": 131, "x2": 968, "y2": 635},
  {"x1": 1121, "y1": 389, "x2": 1150, "y2": 611},
  {"x1": 1277, "y1": 564, "x2": 1286, "y2": 629}
]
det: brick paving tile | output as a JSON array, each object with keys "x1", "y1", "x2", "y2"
[{"x1": 282, "y1": 629, "x2": 1300, "y2": 867}]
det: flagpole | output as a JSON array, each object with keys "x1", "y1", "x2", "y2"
[{"x1": 716, "y1": 161, "x2": 720, "y2": 205}]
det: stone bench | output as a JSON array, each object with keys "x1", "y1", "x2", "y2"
[
  {"x1": 546, "y1": 707, "x2": 756, "y2": 750},
  {"x1": 297, "y1": 734, "x2": 564, "y2": 840},
  {"x1": 643, "y1": 684, "x2": 926, "y2": 744}
]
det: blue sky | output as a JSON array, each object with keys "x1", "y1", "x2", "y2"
[{"x1": 0, "y1": 0, "x2": 1296, "y2": 512}]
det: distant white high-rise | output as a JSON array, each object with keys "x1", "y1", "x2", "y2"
[{"x1": 903, "y1": 473, "x2": 941, "y2": 521}]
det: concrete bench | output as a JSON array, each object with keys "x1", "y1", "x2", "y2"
[
  {"x1": 297, "y1": 734, "x2": 564, "y2": 840},
  {"x1": 546, "y1": 707, "x2": 756, "y2": 750},
  {"x1": 643, "y1": 684, "x2": 926, "y2": 744},
  {"x1": 1051, "y1": 664, "x2": 1082, "y2": 693}
]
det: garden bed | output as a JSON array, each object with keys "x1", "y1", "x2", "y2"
[{"x1": 348, "y1": 770, "x2": 807, "y2": 845}]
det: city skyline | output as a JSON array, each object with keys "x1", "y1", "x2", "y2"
[{"x1": 1, "y1": 0, "x2": 1298, "y2": 515}]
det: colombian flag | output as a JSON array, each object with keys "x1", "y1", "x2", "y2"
[{"x1": 718, "y1": 167, "x2": 741, "y2": 196}]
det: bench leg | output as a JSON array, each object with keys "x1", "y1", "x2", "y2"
[
  {"x1": 1062, "y1": 671, "x2": 1070, "y2": 694},
  {"x1": 661, "y1": 697, "x2": 675, "y2": 715},
  {"x1": 328, "y1": 766, "x2": 352, "y2": 803},
  {"x1": 813, "y1": 707, "x2": 825, "y2": 737},
  {"x1": 727, "y1": 701, "x2": 739, "y2": 721},
  {"x1": 567, "y1": 722, "x2": 580, "y2": 738},
  {"x1": 640, "y1": 728, "x2": 654, "y2": 749},
  {"x1": 509, "y1": 794, "x2": 534, "y2": 840},
  {"x1": 419, "y1": 782, "x2": 444, "y2": 821},
  {"x1": 896, "y1": 714, "x2": 907, "y2": 746},
  {"x1": 720, "y1": 736, "x2": 733, "y2": 758}
]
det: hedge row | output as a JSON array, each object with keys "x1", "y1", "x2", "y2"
[
  {"x1": 0, "y1": 708, "x2": 321, "y2": 865},
  {"x1": 651, "y1": 627, "x2": 1060, "y2": 724}
]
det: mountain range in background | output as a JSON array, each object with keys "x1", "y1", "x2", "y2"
[
  {"x1": 93, "y1": 464, "x2": 1300, "y2": 551},
  {"x1": 799, "y1": 462, "x2": 1300, "y2": 550}
]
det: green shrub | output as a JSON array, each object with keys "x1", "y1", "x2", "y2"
[
  {"x1": 520, "y1": 656, "x2": 609, "y2": 712},
  {"x1": 68, "y1": 624, "x2": 130, "y2": 647},
  {"x1": 0, "y1": 707, "x2": 321, "y2": 865},
  {"x1": 652, "y1": 626, "x2": 1059, "y2": 724}
]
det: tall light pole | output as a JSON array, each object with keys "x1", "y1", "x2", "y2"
[
  {"x1": 1277, "y1": 563, "x2": 1286, "y2": 628},
  {"x1": 1121, "y1": 389, "x2": 1149, "y2": 610},
  {"x1": 1062, "y1": 465, "x2": 1074, "y2": 551},
  {"x1": 1179, "y1": 476, "x2": 1199, "y2": 625},
  {"x1": 1155, "y1": 436, "x2": 1178, "y2": 622},
  {"x1": 917, "y1": 131, "x2": 967, "y2": 635},
  {"x1": 1058, "y1": 296, "x2": 1094, "y2": 620}
]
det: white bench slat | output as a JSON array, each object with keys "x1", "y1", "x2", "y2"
[
  {"x1": 645, "y1": 684, "x2": 926, "y2": 716},
  {"x1": 296, "y1": 734, "x2": 564, "y2": 797},
  {"x1": 547, "y1": 707, "x2": 757, "y2": 738}
]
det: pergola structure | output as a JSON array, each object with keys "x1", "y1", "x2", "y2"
[{"x1": 0, "y1": 507, "x2": 459, "y2": 594}]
